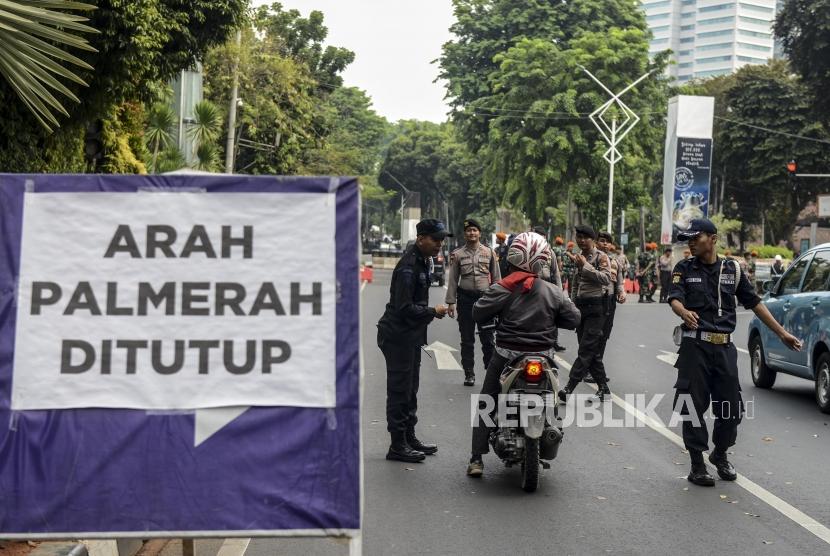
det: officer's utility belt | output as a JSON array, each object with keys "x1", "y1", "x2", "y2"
[
  {"x1": 681, "y1": 330, "x2": 731, "y2": 345},
  {"x1": 458, "y1": 288, "x2": 484, "y2": 299}
]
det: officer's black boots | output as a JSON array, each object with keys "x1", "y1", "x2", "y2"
[
  {"x1": 594, "y1": 383, "x2": 611, "y2": 402},
  {"x1": 463, "y1": 370, "x2": 475, "y2": 386},
  {"x1": 688, "y1": 465, "x2": 716, "y2": 487},
  {"x1": 558, "y1": 379, "x2": 579, "y2": 402},
  {"x1": 709, "y1": 451, "x2": 737, "y2": 481},
  {"x1": 554, "y1": 343, "x2": 566, "y2": 352},
  {"x1": 406, "y1": 430, "x2": 438, "y2": 455},
  {"x1": 386, "y1": 432, "x2": 426, "y2": 463}
]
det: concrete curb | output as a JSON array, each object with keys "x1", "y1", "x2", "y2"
[{"x1": 29, "y1": 543, "x2": 88, "y2": 556}]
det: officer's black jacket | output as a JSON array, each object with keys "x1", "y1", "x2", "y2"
[
  {"x1": 377, "y1": 244, "x2": 436, "y2": 341},
  {"x1": 667, "y1": 256, "x2": 761, "y2": 333}
]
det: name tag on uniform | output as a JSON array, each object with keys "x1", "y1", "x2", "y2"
[
  {"x1": 685, "y1": 277, "x2": 702, "y2": 283},
  {"x1": 720, "y1": 276, "x2": 735, "y2": 285}
]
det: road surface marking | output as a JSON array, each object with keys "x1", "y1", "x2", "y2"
[
  {"x1": 656, "y1": 350, "x2": 678, "y2": 366},
  {"x1": 360, "y1": 280, "x2": 368, "y2": 293},
  {"x1": 217, "y1": 538, "x2": 251, "y2": 556},
  {"x1": 554, "y1": 355, "x2": 830, "y2": 546},
  {"x1": 737, "y1": 346, "x2": 749, "y2": 354},
  {"x1": 425, "y1": 341, "x2": 462, "y2": 370}
]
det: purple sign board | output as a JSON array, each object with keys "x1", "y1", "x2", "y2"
[{"x1": 0, "y1": 174, "x2": 360, "y2": 538}]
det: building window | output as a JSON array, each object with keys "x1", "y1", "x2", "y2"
[
  {"x1": 682, "y1": 11, "x2": 695, "y2": 19},
  {"x1": 699, "y1": 16, "x2": 736, "y2": 26},
  {"x1": 698, "y1": 29, "x2": 734, "y2": 39},
  {"x1": 739, "y1": 29, "x2": 772, "y2": 39},
  {"x1": 678, "y1": 49, "x2": 694, "y2": 56},
  {"x1": 737, "y1": 55, "x2": 766, "y2": 62},
  {"x1": 678, "y1": 74, "x2": 693, "y2": 82},
  {"x1": 681, "y1": 24, "x2": 696, "y2": 31},
  {"x1": 651, "y1": 37, "x2": 670, "y2": 45},
  {"x1": 681, "y1": 0, "x2": 695, "y2": 4},
  {"x1": 739, "y1": 2, "x2": 774, "y2": 14},
  {"x1": 699, "y1": 42, "x2": 734, "y2": 51},
  {"x1": 680, "y1": 37, "x2": 696, "y2": 43},
  {"x1": 699, "y1": 3, "x2": 735, "y2": 13},
  {"x1": 695, "y1": 68, "x2": 731, "y2": 77},
  {"x1": 651, "y1": 25, "x2": 671, "y2": 32},
  {"x1": 697, "y1": 55, "x2": 733, "y2": 64},
  {"x1": 643, "y1": 0, "x2": 671, "y2": 8},
  {"x1": 737, "y1": 42, "x2": 771, "y2": 52},
  {"x1": 739, "y1": 15, "x2": 771, "y2": 25},
  {"x1": 678, "y1": 62, "x2": 694, "y2": 68},
  {"x1": 646, "y1": 13, "x2": 671, "y2": 21}
]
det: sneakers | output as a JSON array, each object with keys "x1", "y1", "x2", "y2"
[
  {"x1": 708, "y1": 452, "x2": 737, "y2": 481},
  {"x1": 463, "y1": 370, "x2": 475, "y2": 387},
  {"x1": 466, "y1": 457, "x2": 484, "y2": 477}
]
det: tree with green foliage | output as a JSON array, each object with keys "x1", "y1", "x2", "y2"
[
  {"x1": 699, "y1": 60, "x2": 830, "y2": 245},
  {"x1": 774, "y1": 0, "x2": 830, "y2": 117},
  {"x1": 0, "y1": 0, "x2": 247, "y2": 172},
  {"x1": 439, "y1": 0, "x2": 670, "y2": 224}
]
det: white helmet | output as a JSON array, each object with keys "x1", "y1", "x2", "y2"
[
  {"x1": 507, "y1": 232, "x2": 551, "y2": 274},
  {"x1": 775, "y1": 254, "x2": 783, "y2": 261}
]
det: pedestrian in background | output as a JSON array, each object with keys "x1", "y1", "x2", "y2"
[
  {"x1": 597, "y1": 232, "x2": 626, "y2": 361},
  {"x1": 495, "y1": 232, "x2": 509, "y2": 278},
  {"x1": 563, "y1": 240, "x2": 577, "y2": 294},
  {"x1": 378, "y1": 219, "x2": 450, "y2": 463},
  {"x1": 637, "y1": 243, "x2": 657, "y2": 303},
  {"x1": 446, "y1": 218, "x2": 501, "y2": 386},
  {"x1": 658, "y1": 248, "x2": 673, "y2": 303},
  {"x1": 559, "y1": 224, "x2": 614, "y2": 402},
  {"x1": 668, "y1": 218, "x2": 801, "y2": 486}
]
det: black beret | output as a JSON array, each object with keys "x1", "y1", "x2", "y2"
[
  {"x1": 597, "y1": 231, "x2": 613, "y2": 242},
  {"x1": 416, "y1": 219, "x2": 453, "y2": 239},
  {"x1": 574, "y1": 224, "x2": 597, "y2": 240}
]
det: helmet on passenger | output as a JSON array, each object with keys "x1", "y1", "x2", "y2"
[{"x1": 507, "y1": 232, "x2": 551, "y2": 274}]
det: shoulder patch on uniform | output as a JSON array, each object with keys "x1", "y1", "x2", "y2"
[{"x1": 672, "y1": 274, "x2": 681, "y2": 284}]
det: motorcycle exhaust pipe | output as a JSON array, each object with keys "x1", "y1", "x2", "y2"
[{"x1": 540, "y1": 427, "x2": 564, "y2": 460}]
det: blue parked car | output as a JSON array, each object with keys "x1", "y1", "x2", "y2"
[{"x1": 748, "y1": 243, "x2": 830, "y2": 413}]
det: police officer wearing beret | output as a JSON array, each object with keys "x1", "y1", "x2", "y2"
[
  {"x1": 378, "y1": 219, "x2": 451, "y2": 463},
  {"x1": 446, "y1": 218, "x2": 501, "y2": 386},
  {"x1": 668, "y1": 218, "x2": 802, "y2": 486}
]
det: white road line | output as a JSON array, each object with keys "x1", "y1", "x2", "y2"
[
  {"x1": 360, "y1": 280, "x2": 368, "y2": 293},
  {"x1": 216, "y1": 538, "x2": 251, "y2": 556},
  {"x1": 736, "y1": 346, "x2": 749, "y2": 354},
  {"x1": 553, "y1": 355, "x2": 830, "y2": 546}
]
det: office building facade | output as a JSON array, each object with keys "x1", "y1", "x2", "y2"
[{"x1": 642, "y1": 0, "x2": 778, "y2": 82}]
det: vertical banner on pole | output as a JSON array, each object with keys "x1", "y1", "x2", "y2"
[{"x1": 661, "y1": 96, "x2": 715, "y2": 244}]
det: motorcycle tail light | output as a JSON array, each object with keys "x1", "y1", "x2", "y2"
[
  {"x1": 524, "y1": 360, "x2": 544, "y2": 383},
  {"x1": 437, "y1": 256, "x2": 444, "y2": 262}
]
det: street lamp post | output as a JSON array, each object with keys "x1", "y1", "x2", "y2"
[{"x1": 578, "y1": 65, "x2": 655, "y2": 233}]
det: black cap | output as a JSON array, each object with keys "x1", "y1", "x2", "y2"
[
  {"x1": 416, "y1": 219, "x2": 453, "y2": 239},
  {"x1": 574, "y1": 224, "x2": 597, "y2": 240},
  {"x1": 597, "y1": 231, "x2": 613, "y2": 242},
  {"x1": 463, "y1": 218, "x2": 481, "y2": 232},
  {"x1": 677, "y1": 218, "x2": 717, "y2": 240},
  {"x1": 532, "y1": 225, "x2": 547, "y2": 236}
]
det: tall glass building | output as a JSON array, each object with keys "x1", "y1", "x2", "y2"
[{"x1": 642, "y1": 0, "x2": 778, "y2": 82}]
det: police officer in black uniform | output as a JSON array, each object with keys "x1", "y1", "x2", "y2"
[
  {"x1": 378, "y1": 219, "x2": 451, "y2": 463},
  {"x1": 668, "y1": 218, "x2": 802, "y2": 486}
]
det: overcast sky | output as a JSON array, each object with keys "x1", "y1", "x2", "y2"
[{"x1": 257, "y1": 0, "x2": 456, "y2": 123}]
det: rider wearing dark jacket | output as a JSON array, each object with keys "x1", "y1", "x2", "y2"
[{"x1": 466, "y1": 232, "x2": 580, "y2": 477}]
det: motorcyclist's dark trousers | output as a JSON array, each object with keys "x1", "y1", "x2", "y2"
[
  {"x1": 673, "y1": 338, "x2": 743, "y2": 454},
  {"x1": 471, "y1": 353, "x2": 509, "y2": 455},
  {"x1": 457, "y1": 288, "x2": 494, "y2": 372},
  {"x1": 379, "y1": 330, "x2": 422, "y2": 435},
  {"x1": 568, "y1": 300, "x2": 608, "y2": 384}
]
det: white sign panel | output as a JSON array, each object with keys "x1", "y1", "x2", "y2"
[
  {"x1": 819, "y1": 194, "x2": 830, "y2": 218},
  {"x1": 12, "y1": 192, "x2": 336, "y2": 410}
]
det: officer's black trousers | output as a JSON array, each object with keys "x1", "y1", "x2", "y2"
[
  {"x1": 568, "y1": 302, "x2": 608, "y2": 384},
  {"x1": 598, "y1": 299, "x2": 617, "y2": 358},
  {"x1": 378, "y1": 331, "x2": 422, "y2": 435},
  {"x1": 659, "y1": 271, "x2": 671, "y2": 302},
  {"x1": 471, "y1": 353, "x2": 509, "y2": 455},
  {"x1": 457, "y1": 289, "x2": 494, "y2": 372},
  {"x1": 673, "y1": 338, "x2": 743, "y2": 454}
]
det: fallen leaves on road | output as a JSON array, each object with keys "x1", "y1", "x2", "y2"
[
  {"x1": 405, "y1": 467, "x2": 414, "y2": 471},
  {"x1": 762, "y1": 541, "x2": 773, "y2": 545},
  {"x1": 762, "y1": 436, "x2": 774, "y2": 442},
  {"x1": 596, "y1": 496, "x2": 607, "y2": 500},
  {"x1": 623, "y1": 466, "x2": 635, "y2": 470},
  {"x1": 719, "y1": 495, "x2": 728, "y2": 500},
  {"x1": 745, "y1": 512, "x2": 761, "y2": 518},
  {"x1": 607, "y1": 442, "x2": 620, "y2": 446}
]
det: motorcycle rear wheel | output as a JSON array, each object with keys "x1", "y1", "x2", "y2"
[{"x1": 521, "y1": 438, "x2": 540, "y2": 493}]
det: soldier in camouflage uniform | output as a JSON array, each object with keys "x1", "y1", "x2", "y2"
[
  {"x1": 637, "y1": 243, "x2": 657, "y2": 303},
  {"x1": 562, "y1": 240, "x2": 577, "y2": 295}
]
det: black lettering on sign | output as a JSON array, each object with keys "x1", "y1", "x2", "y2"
[
  {"x1": 61, "y1": 339, "x2": 95, "y2": 373},
  {"x1": 104, "y1": 225, "x2": 142, "y2": 258},
  {"x1": 146, "y1": 225, "x2": 177, "y2": 258},
  {"x1": 180, "y1": 225, "x2": 218, "y2": 258},
  {"x1": 31, "y1": 282, "x2": 61, "y2": 315},
  {"x1": 64, "y1": 282, "x2": 102, "y2": 315}
]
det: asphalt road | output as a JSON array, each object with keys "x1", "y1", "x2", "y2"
[{"x1": 246, "y1": 270, "x2": 830, "y2": 556}]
